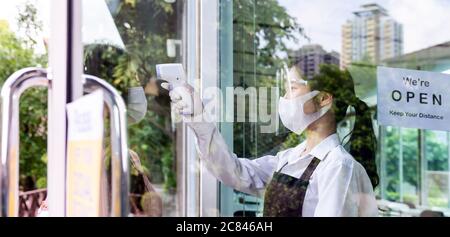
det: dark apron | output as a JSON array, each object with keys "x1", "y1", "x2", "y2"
[{"x1": 263, "y1": 157, "x2": 321, "y2": 217}]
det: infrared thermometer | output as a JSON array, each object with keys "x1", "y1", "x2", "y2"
[{"x1": 156, "y1": 63, "x2": 193, "y2": 115}]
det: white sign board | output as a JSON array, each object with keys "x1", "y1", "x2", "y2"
[
  {"x1": 377, "y1": 66, "x2": 450, "y2": 131},
  {"x1": 66, "y1": 90, "x2": 104, "y2": 217}
]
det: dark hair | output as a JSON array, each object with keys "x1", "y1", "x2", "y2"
[
  {"x1": 304, "y1": 64, "x2": 379, "y2": 189},
  {"x1": 84, "y1": 44, "x2": 126, "y2": 80}
]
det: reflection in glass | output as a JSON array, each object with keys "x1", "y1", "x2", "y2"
[
  {"x1": 0, "y1": 1, "x2": 49, "y2": 216},
  {"x1": 82, "y1": 0, "x2": 184, "y2": 216}
]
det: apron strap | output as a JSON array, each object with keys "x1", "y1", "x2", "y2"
[
  {"x1": 299, "y1": 157, "x2": 321, "y2": 181},
  {"x1": 277, "y1": 162, "x2": 289, "y2": 173},
  {"x1": 297, "y1": 157, "x2": 321, "y2": 216}
]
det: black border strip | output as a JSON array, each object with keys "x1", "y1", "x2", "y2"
[{"x1": 66, "y1": 0, "x2": 73, "y2": 102}]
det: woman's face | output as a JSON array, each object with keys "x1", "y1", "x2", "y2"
[
  {"x1": 283, "y1": 80, "x2": 318, "y2": 114},
  {"x1": 283, "y1": 80, "x2": 310, "y2": 99},
  {"x1": 283, "y1": 67, "x2": 309, "y2": 99}
]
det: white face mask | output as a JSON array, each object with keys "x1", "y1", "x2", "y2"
[{"x1": 278, "y1": 90, "x2": 332, "y2": 135}]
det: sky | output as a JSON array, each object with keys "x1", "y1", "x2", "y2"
[
  {"x1": 0, "y1": 0, "x2": 124, "y2": 53},
  {"x1": 278, "y1": 0, "x2": 450, "y2": 54},
  {"x1": 1, "y1": 0, "x2": 450, "y2": 55},
  {"x1": 0, "y1": 0, "x2": 50, "y2": 33},
  {"x1": 0, "y1": 0, "x2": 49, "y2": 53}
]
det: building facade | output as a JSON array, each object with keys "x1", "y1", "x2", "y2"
[
  {"x1": 341, "y1": 3, "x2": 403, "y2": 69},
  {"x1": 290, "y1": 44, "x2": 340, "y2": 80}
]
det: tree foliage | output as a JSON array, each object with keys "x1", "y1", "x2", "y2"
[
  {"x1": 231, "y1": 0, "x2": 307, "y2": 158},
  {"x1": 0, "y1": 4, "x2": 48, "y2": 190},
  {"x1": 91, "y1": 0, "x2": 180, "y2": 192}
]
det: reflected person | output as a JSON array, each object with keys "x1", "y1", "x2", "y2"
[{"x1": 166, "y1": 64, "x2": 379, "y2": 217}]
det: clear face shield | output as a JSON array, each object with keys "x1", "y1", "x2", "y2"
[
  {"x1": 127, "y1": 86, "x2": 148, "y2": 125},
  {"x1": 280, "y1": 66, "x2": 311, "y2": 99},
  {"x1": 277, "y1": 66, "x2": 332, "y2": 135}
]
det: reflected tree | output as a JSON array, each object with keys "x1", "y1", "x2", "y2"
[
  {"x1": 231, "y1": 0, "x2": 308, "y2": 158},
  {"x1": 0, "y1": 4, "x2": 48, "y2": 191}
]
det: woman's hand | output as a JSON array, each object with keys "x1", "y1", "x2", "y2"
[
  {"x1": 36, "y1": 199, "x2": 49, "y2": 217},
  {"x1": 39, "y1": 199, "x2": 48, "y2": 211},
  {"x1": 163, "y1": 82, "x2": 204, "y2": 122}
]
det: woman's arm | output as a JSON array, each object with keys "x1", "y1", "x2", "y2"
[
  {"x1": 313, "y1": 158, "x2": 377, "y2": 217},
  {"x1": 189, "y1": 122, "x2": 278, "y2": 197},
  {"x1": 314, "y1": 160, "x2": 355, "y2": 216},
  {"x1": 168, "y1": 83, "x2": 278, "y2": 197}
]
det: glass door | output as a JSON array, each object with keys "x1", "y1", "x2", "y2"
[
  {"x1": 0, "y1": 0, "x2": 51, "y2": 217},
  {"x1": 215, "y1": 0, "x2": 450, "y2": 217},
  {"x1": 0, "y1": 0, "x2": 196, "y2": 217},
  {"x1": 80, "y1": 0, "x2": 189, "y2": 217}
]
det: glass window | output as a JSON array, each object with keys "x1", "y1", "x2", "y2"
[
  {"x1": 219, "y1": 0, "x2": 307, "y2": 217},
  {"x1": 81, "y1": 0, "x2": 185, "y2": 217},
  {"x1": 215, "y1": 0, "x2": 450, "y2": 217},
  {"x1": 0, "y1": 0, "x2": 50, "y2": 217},
  {"x1": 3, "y1": 0, "x2": 450, "y2": 218}
]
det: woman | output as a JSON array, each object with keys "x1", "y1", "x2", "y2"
[
  {"x1": 37, "y1": 150, "x2": 162, "y2": 217},
  {"x1": 37, "y1": 43, "x2": 162, "y2": 217},
  {"x1": 168, "y1": 64, "x2": 379, "y2": 217}
]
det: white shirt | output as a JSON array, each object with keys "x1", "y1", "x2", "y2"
[{"x1": 193, "y1": 124, "x2": 378, "y2": 217}]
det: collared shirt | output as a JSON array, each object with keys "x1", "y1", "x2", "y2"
[{"x1": 194, "y1": 125, "x2": 379, "y2": 217}]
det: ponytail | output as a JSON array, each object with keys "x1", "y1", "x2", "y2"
[
  {"x1": 299, "y1": 64, "x2": 379, "y2": 188},
  {"x1": 348, "y1": 98, "x2": 379, "y2": 189}
]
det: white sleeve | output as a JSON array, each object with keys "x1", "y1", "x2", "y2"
[
  {"x1": 314, "y1": 159, "x2": 358, "y2": 217},
  {"x1": 190, "y1": 123, "x2": 278, "y2": 197},
  {"x1": 314, "y1": 159, "x2": 378, "y2": 217}
]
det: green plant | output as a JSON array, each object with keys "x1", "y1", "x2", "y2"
[
  {"x1": 230, "y1": 0, "x2": 307, "y2": 158},
  {"x1": 0, "y1": 4, "x2": 48, "y2": 191}
]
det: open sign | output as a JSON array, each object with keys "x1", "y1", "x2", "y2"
[
  {"x1": 377, "y1": 67, "x2": 450, "y2": 131},
  {"x1": 391, "y1": 90, "x2": 442, "y2": 106}
]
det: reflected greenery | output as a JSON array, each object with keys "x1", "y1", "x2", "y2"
[
  {"x1": 88, "y1": 0, "x2": 181, "y2": 193},
  {"x1": 230, "y1": 0, "x2": 308, "y2": 158},
  {"x1": 0, "y1": 5, "x2": 48, "y2": 191}
]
